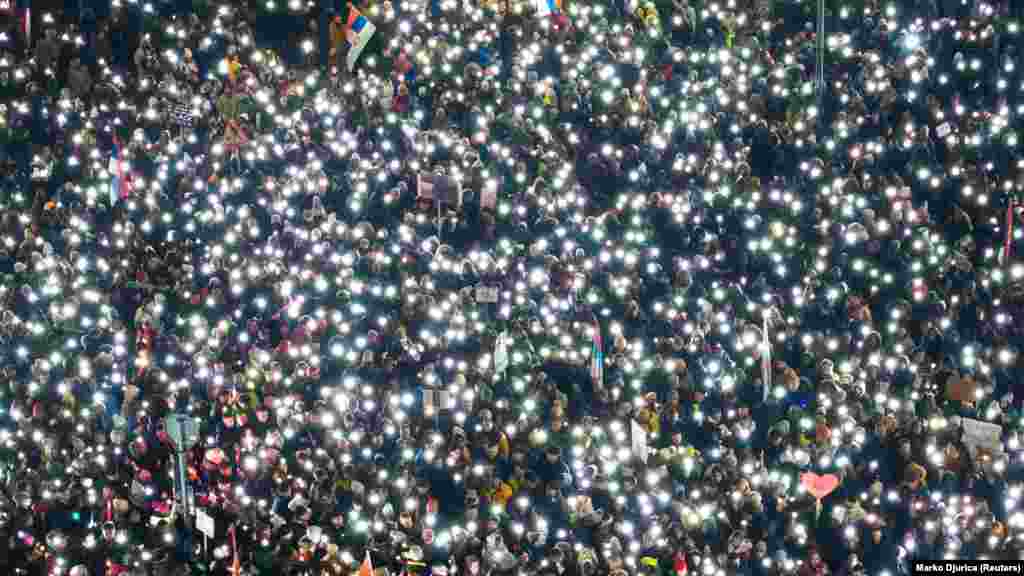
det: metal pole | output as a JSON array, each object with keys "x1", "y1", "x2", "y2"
[
  {"x1": 175, "y1": 448, "x2": 192, "y2": 527},
  {"x1": 816, "y1": 0, "x2": 825, "y2": 133}
]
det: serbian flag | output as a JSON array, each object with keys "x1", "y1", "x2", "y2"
[
  {"x1": 20, "y1": 2, "x2": 29, "y2": 42},
  {"x1": 109, "y1": 137, "x2": 132, "y2": 206},
  {"x1": 1001, "y1": 199, "x2": 1016, "y2": 264},
  {"x1": 590, "y1": 322, "x2": 604, "y2": 390},
  {"x1": 358, "y1": 551, "x2": 374, "y2": 576},
  {"x1": 673, "y1": 552, "x2": 688, "y2": 575},
  {"x1": 344, "y1": 4, "x2": 376, "y2": 72}
]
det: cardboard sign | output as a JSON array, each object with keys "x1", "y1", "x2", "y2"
[
  {"x1": 475, "y1": 286, "x2": 499, "y2": 303},
  {"x1": 936, "y1": 122, "x2": 953, "y2": 138},
  {"x1": 946, "y1": 375, "x2": 977, "y2": 404},
  {"x1": 195, "y1": 508, "x2": 215, "y2": 539},
  {"x1": 170, "y1": 103, "x2": 195, "y2": 127},
  {"x1": 31, "y1": 164, "x2": 52, "y2": 182},
  {"x1": 417, "y1": 173, "x2": 463, "y2": 207},
  {"x1": 961, "y1": 417, "x2": 1003, "y2": 456}
]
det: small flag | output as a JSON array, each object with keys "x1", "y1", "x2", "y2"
[
  {"x1": 591, "y1": 322, "x2": 604, "y2": 390},
  {"x1": 762, "y1": 316, "x2": 772, "y2": 402},
  {"x1": 674, "y1": 552, "x2": 689, "y2": 575},
  {"x1": 21, "y1": 5, "x2": 29, "y2": 42},
  {"x1": 345, "y1": 5, "x2": 376, "y2": 72},
  {"x1": 359, "y1": 550, "x2": 374, "y2": 576},
  {"x1": 534, "y1": 0, "x2": 560, "y2": 16}
]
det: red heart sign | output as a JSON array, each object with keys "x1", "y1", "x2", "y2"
[{"x1": 800, "y1": 472, "x2": 840, "y2": 500}]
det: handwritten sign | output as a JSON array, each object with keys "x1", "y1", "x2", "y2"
[
  {"x1": 961, "y1": 417, "x2": 1003, "y2": 456},
  {"x1": 423, "y1": 388, "x2": 452, "y2": 414},
  {"x1": 475, "y1": 286, "x2": 499, "y2": 303},
  {"x1": 195, "y1": 508, "x2": 215, "y2": 539}
]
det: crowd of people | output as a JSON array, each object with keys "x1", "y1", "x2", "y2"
[{"x1": 1, "y1": 0, "x2": 1024, "y2": 574}]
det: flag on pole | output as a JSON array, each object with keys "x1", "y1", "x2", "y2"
[
  {"x1": 229, "y1": 523, "x2": 241, "y2": 576},
  {"x1": 673, "y1": 552, "x2": 689, "y2": 575},
  {"x1": 21, "y1": 3, "x2": 30, "y2": 43},
  {"x1": 358, "y1": 550, "x2": 374, "y2": 576},
  {"x1": 591, "y1": 322, "x2": 604, "y2": 390},
  {"x1": 344, "y1": 5, "x2": 376, "y2": 72},
  {"x1": 109, "y1": 137, "x2": 132, "y2": 206},
  {"x1": 762, "y1": 316, "x2": 772, "y2": 402},
  {"x1": 1002, "y1": 200, "x2": 1015, "y2": 264}
]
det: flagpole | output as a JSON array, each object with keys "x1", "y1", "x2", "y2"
[{"x1": 762, "y1": 315, "x2": 771, "y2": 403}]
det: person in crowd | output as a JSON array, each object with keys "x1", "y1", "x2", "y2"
[{"x1": 1, "y1": 0, "x2": 1024, "y2": 575}]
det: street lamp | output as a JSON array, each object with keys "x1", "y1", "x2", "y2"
[{"x1": 164, "y1": 414, "x2": 201, "y2": 526}]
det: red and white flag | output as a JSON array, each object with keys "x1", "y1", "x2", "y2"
[{"x1": 358, "y1": 550, "x2": 374, "y2": 576}]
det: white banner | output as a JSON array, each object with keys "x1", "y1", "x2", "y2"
[
  {"x1": 631, "y1": 420, "x2": 648, "y2": 464},
  {"x1": 961, "y1": 417, "x2": 1003, "y2": 456},
  {"x1": 195, "y1": 508, "x2": 215, "y2": 539}
]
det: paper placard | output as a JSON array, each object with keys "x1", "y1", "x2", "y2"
[
  {"x1": 417, "y1": 173, "x2": 463, "y2": 207},
  {"x1": 475, "y1": 286, "x2": 499, "y2": 303},
  {"x1": 961, "y1": 417, "x2": 1003, "y2": 456},
  {"x1": 195, "y1": 508, "x2": 215, "y2": 539},
  {"x1": 423, "y1": 388, "x2": 452, "y2": 414},
  {"x1": 32, "y1": 164, "x2": 52, "y2": 182},
  {"x1": 936, "y1": 122, "x2": 953, "y2": 138},
  {"x1": 631, "y1": 420, "x2": 648, "y2": 464}
]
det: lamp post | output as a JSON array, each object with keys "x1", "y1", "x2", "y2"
[{"x1": 165, "y1": 414, "x2": 201, "y2": 525}]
